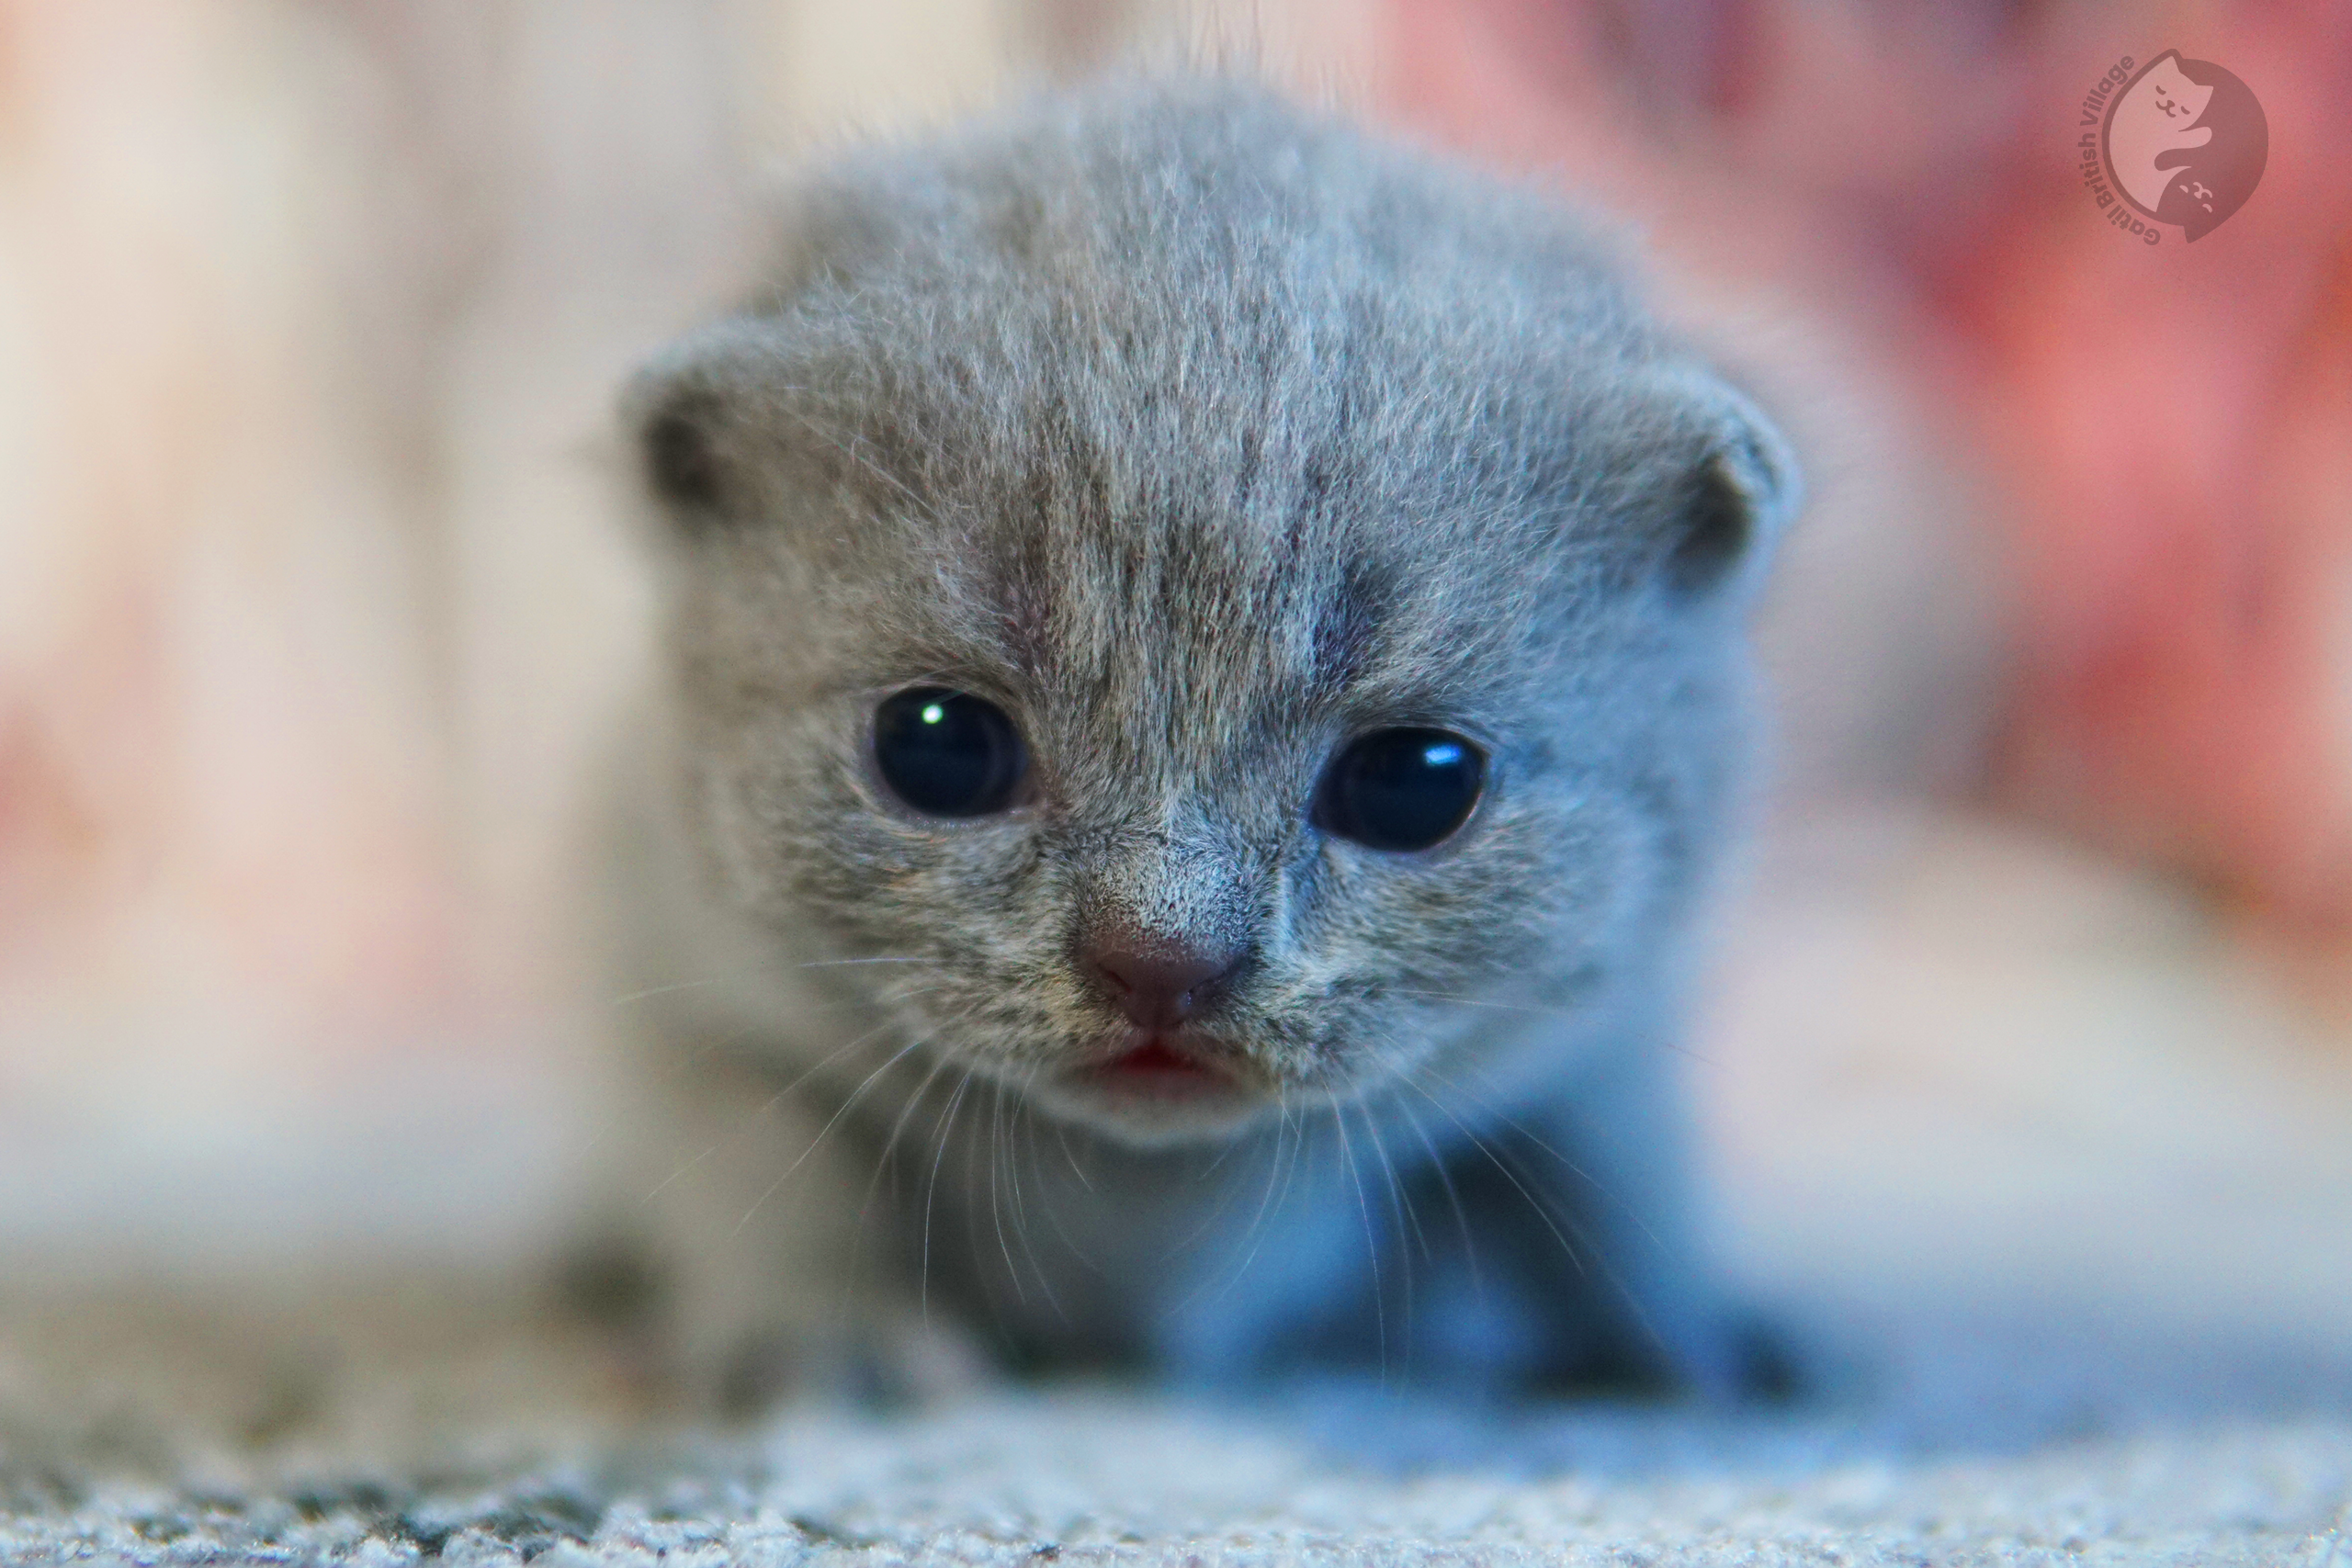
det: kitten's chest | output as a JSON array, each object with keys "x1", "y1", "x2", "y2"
[{"x1": 846, "y1": 1099, "x2": 1417, "y2": 1375}]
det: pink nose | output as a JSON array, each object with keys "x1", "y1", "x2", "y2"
[{"x1": 1080, "y1": 939, "x2": 1247, "y2": 1030}]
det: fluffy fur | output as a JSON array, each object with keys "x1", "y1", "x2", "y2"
[{"x1": 583, "y1": 78, "x2": 1800, "y2": 1411}]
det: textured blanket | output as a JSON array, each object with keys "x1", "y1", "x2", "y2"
[{"x1": 3, "y1": 1279, "x2": 2350, "y2": 1566}]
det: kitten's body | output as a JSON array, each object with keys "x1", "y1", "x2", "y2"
[
  {"x1": 588, "y1": 81, "x2": 1799, "y2": 1408},
  {"x1": 2108, "y1": 55, "x2": 2216, "y2": 214}
]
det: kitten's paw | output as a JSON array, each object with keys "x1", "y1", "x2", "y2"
[
  {"x1": 709, "y1": 1312, "x2": 996, "y2": 1417},
  {"x1": 1727, "y1": 1311, "x2": 1807, "y2": 1404},
  {"x1": 546, "y1": 1230, "x2": 993, "y2": 1415},
  {"x1": 552, "y1": 1232, "x2": 670, "y2": 1333},
  {"x1": 1624, "y1": 1300, "x2": 1811, "y2": 1408}
]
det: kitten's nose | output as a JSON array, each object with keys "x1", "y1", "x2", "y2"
[{"x1": 1080, "y1": 936, "x2": 1248, "y2": 1030}]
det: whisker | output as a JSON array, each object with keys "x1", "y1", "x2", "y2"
[
  {"x1": 841, "y1": 1040, "x2": 967, "y2": 1317},
  {"x1": 1396, "y1": 1070, "x2": 1691, "y2": 1385},
  {"x1": 572, "y1": 1016, "x2": 765, "y2": 1157},
  {"x1": 1262, "y1": 1096, "x2": 1308, "y2": 1246},
  {"x1": 1001, "y1": 1063, "x2": 1039, "y2": 1241},
  {"x1": 1162, "y1": 1120, "x2": 1273, "y2": 1257},
  {"x1": 1355, "y1": 1102, "x2": 1420, "y2": 1372},
  {"x1": 1001, "y1": 1062, "x2": 1068, "y2": 1322},
  {"x1": 1483, "y1": 1130, "x2": 1681, "y2": 1373},
  {"x1": 954, "y1": 1073, "x2": 1020, "y2": 1342},
  {"x1": 605, "y1": 954, "x2": 937, "y2": 1009},
  {"x1": 627, "y1": 1012, "x2": 902, "y2": 1212},
  {"x1": 859, "y1": 1044, "x2": 963, "y2": 1226},
  {"x1": 1053, "y1": 1111, "x2": 1096, "y2": 1193},
  {"x1": 606, "y1": 978, "x2": 728, "y2": 1008},
  {"x1": 983, "y1": 1075, "x2": 1025, "y2": 1307},
  {"x1": 747, "y1": 1010, "x2": 928, "y2": 1125},
  {"x1": 1415, "y1": 1060, "x2": 1670, "y2": 1258},
  {"x1": 1025, "y1": 1095, "x2": 1105, "y2": 1278},
  {"x1": 1359, "y1": 1101, "x2": 1428, "y2": 1267},
  {"x1": 634, "y1": 1141, "x2": 718, "y2": 1212},
  {"x1": 1329, "y1": 1104, "x2": 1387, "y2": 1382},
  {"x1": 1170, "y1": 1109, "x2": 1296, "y2": 1325},
  {"x1": 1236, "y1": 1111, "x2": 1297, "y2": 1263},
  {"x1": 921, "y1": 1068, "x2": 978, "y2": 1330},
  {"x1": 730, "y1": 1032, "x2": 928, "y2": 1235},
  {"x1": 1391, "y1": 1090, "x2": 1484, "y2": 1309},
  {"x1": 1397, "y1": 1076, "x2": 1585, "y2": 1280}
]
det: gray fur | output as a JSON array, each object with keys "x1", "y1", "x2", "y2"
[{"x1": 587, "y1": 77, "x2": 1800, "y2": 1407}]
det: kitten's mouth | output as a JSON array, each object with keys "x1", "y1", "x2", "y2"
[
  {"x1": 1075, "y1": 1030, "x2": 1241, "y2": 1101},
  {"x1": 1032, "y1": 1027, "x2": 1282, "y2": 1145}
]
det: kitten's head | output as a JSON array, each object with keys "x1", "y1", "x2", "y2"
[
  {"x1": 627, "y1": 83, "x2": 1798, "y2": 1145},
  {"x1": 2134, "y1": 55, "x2": 2214, "y2": 128}
]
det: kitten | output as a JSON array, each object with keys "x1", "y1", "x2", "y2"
[
  {"x1": 2107, "y1": 54, "x2": 2216, "y2": 216},
  {"x1": 582, "y1": 77, "x2": 1800, "y2": 1413}
]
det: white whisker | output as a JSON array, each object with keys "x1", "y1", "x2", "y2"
[
  {"x1": 1329, "y1": 1103, "x2": 1387, "y2": 1382},
  {"x1": 921, "y1": 1068, "x2": 978, "y2": 1328},
  {"x1": 1416, "y1": 1058, "x2": 1670, "y2": 1257},
  {"x1": 729, "y1": 1032, "x2": 925, "y2": 1236},
  {"x1": 1392, "y1": 1091, "x2": 1483, "y2": 1308},
  {"x1": 605, "y1": 953, "x2": 936, "y2": 1009}
]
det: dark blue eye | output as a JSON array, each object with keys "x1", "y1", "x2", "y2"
[
  {"x1": 1317, "y1": 728, "x2": 1486, "y2": 852},
  {"x1": 873, "y1": 687, "x2": 1027, "y2": 818}
]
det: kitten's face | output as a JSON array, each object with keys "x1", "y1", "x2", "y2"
[
  {"x1": 631, "y1": 90, "x2": 1795, "y2": 1145},
  {"x1": 2139, "y1": 57, "x2": 2213, "y2": 125}
]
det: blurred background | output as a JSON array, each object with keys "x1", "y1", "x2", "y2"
[{"x1": 1, "y1": 0, "x2": 2347, "y2": 1376}]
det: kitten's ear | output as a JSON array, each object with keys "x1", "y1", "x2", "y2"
[
  {"x1": 622, "y1": 321, "x2": 805, "y2": 536},
  {"x1": 1647, "y1": 370, "x2": 1802, "y2": 604},
  {"x1": 623, "y1": 170, "x2": 949, "y2": 536}
]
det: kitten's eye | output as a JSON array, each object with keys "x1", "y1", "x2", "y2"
[
  {"x1": 1316, "y1": 728, "x2": 1486, "y2": 852},
  {"x1": 873, "y1": 688, "x2": 1028, "y2": 818}
]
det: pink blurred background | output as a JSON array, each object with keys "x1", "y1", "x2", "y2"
[
  {"x1": 1373, "y1": 0, "x2": 2352, "y2": 929},
  {"x1": 1, "y1": 0, "x2": 2346, "y2": 1333}
]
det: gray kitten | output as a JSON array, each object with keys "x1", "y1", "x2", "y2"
[{"x1": 583, "y1": 78, "x2": 1800, "y2": 1412}]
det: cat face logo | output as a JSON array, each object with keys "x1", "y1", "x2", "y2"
[{"x1": 2100, "y1": 51, "x2": 2267, "y2": 241}]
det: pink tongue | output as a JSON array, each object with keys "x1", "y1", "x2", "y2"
[{"x1": 1112, "y1": 1040, "x2": 1202, "y2": 1075}]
